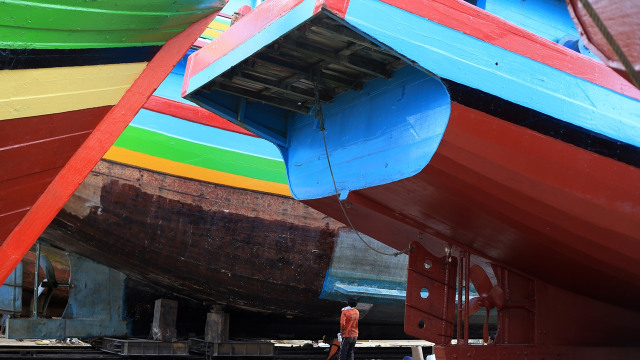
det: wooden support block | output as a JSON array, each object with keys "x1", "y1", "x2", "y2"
[
  {"x1": 205, "y1": 311, "x2": 229, "y2": 343},
  {"x1": 152, "y1": 299, "x2": 178, "y2": 341}
]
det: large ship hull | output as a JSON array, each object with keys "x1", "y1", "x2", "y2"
[{"x1": 182, "y1": 0, "x2": 640, "y2": 357}]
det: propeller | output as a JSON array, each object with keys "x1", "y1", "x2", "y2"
[
  {"x1": 31, "y1": 254, "x2": 59, "y2": 316},
  {"x1": 467, "y1": 265, "x2": 505, "y2": 344}
]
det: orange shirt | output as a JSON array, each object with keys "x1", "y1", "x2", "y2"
[{"x1": 340, "y1": 307, "x2": 359, "y2": 338}]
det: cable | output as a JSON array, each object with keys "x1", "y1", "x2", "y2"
[
  {"x1": 313, "y1": 81, "x2": 412, "y2": 257},
  {"x1": 577, "y1": 0, "x2": 640, "y2": 88}
]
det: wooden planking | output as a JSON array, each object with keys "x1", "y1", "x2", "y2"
[
  {"x1": 0, "y1": 131, "x2": 90, "y2": 183},
  {"x1": 113, "y1": 126, "x2": 286, "y2": 183},
  {"x1": 1, "y1": 47, "x2": 161, "y2": 70},
  {"x1": 377, "y1": 0, "x2": 640, "y2": 99},
  {"x1": 47, "y1": 159, "x2": 339, "y2": 317},
  {"x1": 0, "y1": 63, "x2": 147, "y2": 120},
  {"x1": 205, "y1": 13, "x2": 403, "y2": 112},
  {"x1": 0, "y1": 106, "x2": 109, "y2": 148},
  {"x1": 0, "y1": 169, "x2": 60, "y2": 213},
  {"x1": 0, "y1": 0, "x2": 223, "y2": 49},
  {"x1": 0, "y1": 210, "x2": 27, "y2": 246}
]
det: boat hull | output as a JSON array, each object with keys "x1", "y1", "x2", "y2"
[
  {"x1": 41, "y1": 159, "x2": 425, "y2": 338},
  {"x1": 304, "y1": 100, "x2": 640, "y2": 310},
  {"x1": 180, "y1": 0, "x2": 640, "y2": 353}
]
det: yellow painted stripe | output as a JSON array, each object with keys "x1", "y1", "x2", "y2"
[
  {"x1": 208, "y1": 21, "x2": 230, "y2": 31},
  {"x1": 202, "y1": 28, "x2": 224, "y2": 39},
  {"x1": 0, "y1": 62, "x2": 148, "y2": 120},
  {"x1": 104, "y1": 146, "x2": 292, "y2": 197}
]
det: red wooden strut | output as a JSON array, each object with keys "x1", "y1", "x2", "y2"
[
  {"x1": 143, "y1": 95, "x2": 257, "y2": 137},
  {"x1": 0, "y1": 11, "x2": 223, "y2": 286}
]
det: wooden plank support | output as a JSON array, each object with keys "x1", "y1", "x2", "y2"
[
  {"x1": 251, "y1": 55, "x2": 364, "y2": 92},
  {"x1": 231, "y1": 71, "x2": 316, "y2": 101},
  {"x1": 0, "y1": 10, "x2": 223, "y2": 286},
  {"x1": 214, "y1": 81, "x2": 311, "y2": 113},
  {"x1": 279, "y1": 39, "x2": 392, "y2": 79}
]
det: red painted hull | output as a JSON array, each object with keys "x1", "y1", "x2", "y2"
[
  {"x1": 178, "y1": 0, "x2": 640, "y2": 354},
  {"x1": 0, "y1": 107, "x2": 110, "y2": 241},
  {"x1": 305, "y1": 101, "x2": 640, "y2": 310}
]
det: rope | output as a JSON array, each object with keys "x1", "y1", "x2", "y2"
[
  {"x1": 577, "y1": 0, "x2": 640, "y2": 88},
  {"x1": 313, "y1": 81, "x2": 412, "y2": 257}
]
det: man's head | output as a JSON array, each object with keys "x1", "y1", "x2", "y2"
[{"x1": 348, "y1": 296, "x2": 358, "y2": 308}]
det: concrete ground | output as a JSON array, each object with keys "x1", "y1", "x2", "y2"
[
  {"x1": 272, "y1": 339, "x2": 434, "y2": 348},
  {"x1": 0, "y1": 334, "x2": 89, "y2": 347}
]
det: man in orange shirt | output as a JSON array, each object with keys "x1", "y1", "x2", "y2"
[{"x1": 339, "y1": 296, "x2": 359, "y2": 360}]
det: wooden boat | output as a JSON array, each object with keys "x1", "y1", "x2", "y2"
[
  {"x1": 38, "y1": 26, "x2": 442, "y2": 338},
  {"x1": 44, "y1": 159, "x2": 415, "y2": 338},
  {"x1": 0, "y1": 0, "x2": 228, "y2": 286},
  {"x1": 182, "y1": 0, "x2": 640, "y2": 358}
]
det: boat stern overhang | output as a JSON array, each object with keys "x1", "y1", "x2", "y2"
[
  {"x1": 183, "y1": 0, "x2": 640, "y2": 201},
  {"x1": 183, "y1": 0, "x2": 452, "y2": 200}
]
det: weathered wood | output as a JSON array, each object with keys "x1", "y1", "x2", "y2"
[
  {"x1": 212, "y1": 80, "x2": 311, "y2": 113},
  {"x1": 43, "y1": 160, "x2": 343, "y2": 318},
  {"x1": 205, "y1": 311, "x2": 229, "y2": 343}
]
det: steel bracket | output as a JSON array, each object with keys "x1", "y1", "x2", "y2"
[{"x1": 405, "y1": 241, "x2": 457, "y2": 344}]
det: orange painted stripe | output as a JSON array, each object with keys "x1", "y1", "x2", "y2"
[{"x1": 104, "y1": 146, "x2": 291, "y2": 196}]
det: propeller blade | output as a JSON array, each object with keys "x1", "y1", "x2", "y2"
[
  {"x1": 488, "y1": 285, "x2": 505, "y2": 309},
  {"x1": 39, "y1": 254, "x2": 58, "y2": 288},
  {"x1": 469, "y1": 264, "x2": 493, "y2": 296},
  {"x1": 467, "y1": 296, "x2": 483, "y2": 316}
]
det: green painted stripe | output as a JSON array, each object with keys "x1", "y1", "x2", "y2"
[
  {"x1": 114, "y1": 126, "x2": 288, "y2": 184},
  {"x1": 0, "y1": 0, "x2": 221, "y2": 49}
]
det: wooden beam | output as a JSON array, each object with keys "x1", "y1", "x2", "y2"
[
  {"x1": 249, "y1": 55, "x2": 364, "y2": 92},
  {"x1": 214, "y1": 81, "x2": 311, "y2": 113},
  {"x1": 279, "y1": 39, "x2": 392, "y2": 78}
]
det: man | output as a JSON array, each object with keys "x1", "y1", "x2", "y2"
[{"x1": 339, "y1": 296, "x2": 359, "y2": 360}]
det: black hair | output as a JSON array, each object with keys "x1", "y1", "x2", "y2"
[{"x1": 348, "y1": 296, "x2": 358, "y2": 307}]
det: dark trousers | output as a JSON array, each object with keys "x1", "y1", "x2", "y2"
[{"x1": 339, "y1": 337, "x2": 357, "y2": 360}]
